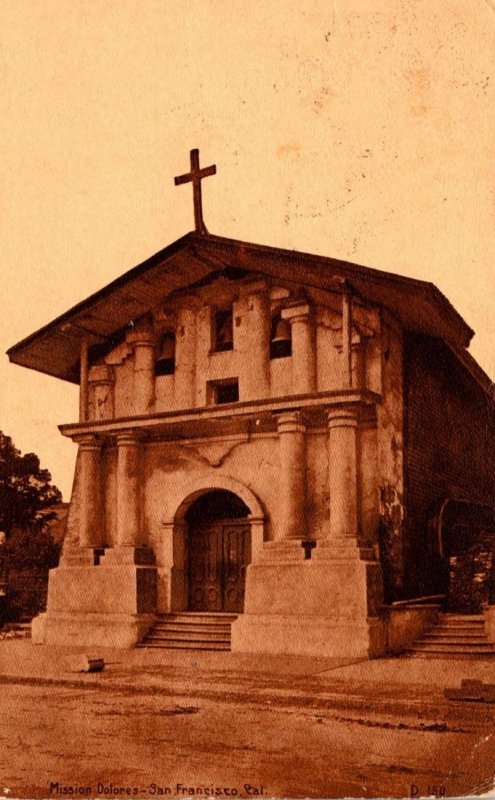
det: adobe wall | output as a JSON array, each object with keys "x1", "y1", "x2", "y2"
[
  {"x1": 87, "y1": 282, "x2": 385, "y2": 420},
  {"x1": 91, "y1": 423, "x2": 357, "y2": 556},
  {"x1": 374, "y1": 318, "x2": 405, "y2": 600},
  {"x1": 403, "y1": 334, "x2": 495, "y2": 598}
]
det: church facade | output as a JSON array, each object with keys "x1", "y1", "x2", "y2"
[{"x1": 8, "y1": 164, "x2": 495, "y2": 658}]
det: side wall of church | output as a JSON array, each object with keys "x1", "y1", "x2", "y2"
[
  {"x1": 374, "y1": 319, "x2": 405, "y2": 599},
  {"x1": 403, "y1": 333, "x2": 495, "y2": 598}
]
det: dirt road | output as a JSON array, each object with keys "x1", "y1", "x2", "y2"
[{"x1": 2, "y1": 681, "x2": 495, "y2": 798}]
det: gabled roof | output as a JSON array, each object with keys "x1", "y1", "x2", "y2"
[{"x1": 7, "y1": 231, "x2": 475, "y2": 385}]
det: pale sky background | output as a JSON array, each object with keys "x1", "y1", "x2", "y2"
[{"x1": 0, "y1": 0, "x2": 494, "y2": 499}]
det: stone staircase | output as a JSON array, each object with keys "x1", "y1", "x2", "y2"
[
  {"x1": 0, "y1": 620, "x2": 32, "y2": 640},
  {"x1": 138, "y1": 612, "x2": 237, "y2": 651},
  {"x1": 408, "y1": 613, "x2": 495, "y2": 658}
]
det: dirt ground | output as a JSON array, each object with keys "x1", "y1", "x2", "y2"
[{"x1": 2, "y1": 679, "x2": 495, "y2": 799}]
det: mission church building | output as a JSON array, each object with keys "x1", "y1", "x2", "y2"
[{"x1": 8, "y1": 151, "x2": 495, "y2": 658}]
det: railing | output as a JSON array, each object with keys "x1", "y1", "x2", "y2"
[{"x1": 390, "y1": 594, "x2": 446, "y2": 607}]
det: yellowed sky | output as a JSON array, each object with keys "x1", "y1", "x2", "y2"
[{"x1": 1, "y1": 0, "x2": 494, "y2": 498}]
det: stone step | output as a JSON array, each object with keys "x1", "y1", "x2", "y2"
[
  {"x1": 144, "y1": 631, "x2": 231, "y2": 643},
  {"x1": 152, "y1": 624, "x2": 232, "y2": 635},
  {"x1": 407, "y1": 613, "x2": 495, "y2": 659},
  {"x1": 416, "y1": 641, "x2": 495, "y2": 649},
  {"x1": 138, "y1": 612, "x2": 236, "y2": 651},
  {"x1": 0, "y1": 623, "x2": 32, "y2": 639},
  {"x1": 161, "y1": 613, "x2": 237, "y2": 623},
  {"x1": 411, "y1": 644, "x2": 495, "y2": 655},
  {"x1": 410, "y1": 651, "x2": 495, "y2": 659},
  {"x1": 429, "y1": 623, "x2": 485, "y2": 631},
  {"x1": 138, "y1": 639, "x2": 231, "y2": 651},
  {"x1": 423, "y1": 632, "x2": 488, "y2": 641},
  {"x1": 439, "y1": 621, "x2": 485, "y2": 628}
]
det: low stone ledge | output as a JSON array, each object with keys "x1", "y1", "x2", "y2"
[{"x1": 381, "y1": 603, "x2": 441, "y2": 654}]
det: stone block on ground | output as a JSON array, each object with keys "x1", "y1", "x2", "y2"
[
  {"x1": 445, "y1": 679, "x2": 495, "y2": 703},
  {"x1": 67, "y1": 654, "x2": 105, "y2": 673}
]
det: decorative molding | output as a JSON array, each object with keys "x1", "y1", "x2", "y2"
[{"x1": 180, "y1": 434, "x2": 250, "y2": 467}]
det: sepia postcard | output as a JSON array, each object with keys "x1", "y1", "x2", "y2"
[{"x1": 1, "y1": 1, "x2": 495, "y2": 797}]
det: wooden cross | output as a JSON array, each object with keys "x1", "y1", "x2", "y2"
[{"x1": 174, "y1": 148, "x2": 216, "y2": 235}]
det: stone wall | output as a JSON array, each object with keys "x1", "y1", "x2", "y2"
[
  {"x1": 140, "y1": 432, "x2": 315, "y2": 545},
  {"x1": 403, "y1": 334, "x2": 495, "y2": 598},
  {"x1": 375, "y1": 319, "x2": 405, "y2": 601}
]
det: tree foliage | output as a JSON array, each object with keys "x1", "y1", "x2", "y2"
[{"x1": 0, "y1": 432, "x2": 62, "y2": 538}]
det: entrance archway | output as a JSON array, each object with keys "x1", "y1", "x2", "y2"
[
  {"x1": 186, "y1": 490, "x2": 251, "y2": 613},
  {"x1": 160, "y1": 477, "x2": 265, "y2": 614}
]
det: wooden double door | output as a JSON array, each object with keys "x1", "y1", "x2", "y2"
[{"x1": 188, "y1": 520, "x2": 251, "y2": 613}]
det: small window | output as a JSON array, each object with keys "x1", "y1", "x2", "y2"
[
  {"x1": 208, "y1": 379, "x2": 239, "y2": 405},
  {"x1": 270, "y1": 314, "x2": 292, "y2": 359},
  {"x1": 213, "y1": 309, "x2": 234, "y2": 352},
  {"x1": 155, "y1": 332, "x2": 175, "y2": 376}
]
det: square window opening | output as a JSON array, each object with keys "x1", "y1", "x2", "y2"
[{"x1": 208, "y1": 379, "x2": 239, "y2": 405}]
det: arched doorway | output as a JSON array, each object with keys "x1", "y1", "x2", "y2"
[{"x1": 185, "y1": 490, "x2": 251, "y2": 613}]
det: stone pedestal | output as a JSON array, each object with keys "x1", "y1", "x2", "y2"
[
  {"x1": 32, "y1": 560, "x2": 157, "y2": 647},
  {"x1": 232, "y1": 530, "x2": 386, "y2": 658},
  {"x1": 232, "y1": 397, "x2": 385, "y2": 659},
  {"x1": 32, "y1": 430, "x2": 157, "y2": 648},
  {"x1": 231, "y1": 546, "x2": 386, "y2": 657}
]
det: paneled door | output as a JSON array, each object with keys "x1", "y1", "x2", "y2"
[{"x1": 188, "y1": 520, "x2": 251, "y2": 612}]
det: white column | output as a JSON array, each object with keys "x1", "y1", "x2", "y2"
[
  {"x1": 281, "y1": 304, "x2": 316, "y2": 394},
  {"x1": 128, "y1": 331, "x2": 155, "y2": 415},
  {"x1": 76, "y1": 436, "x2": 102, "y2": 548},
  {"x1": 327, "y1": 406, "x2": 359, "y2": 540},
  {"x1": 88, "y1": 365, "x2": 114, "y2": 420},
  {"x1": 342, "y1": 290, "x2": 353, "y2": 389},
  {"x1": 175, "y1": 301, "x2": 199, "y2": 408},
  {"x1": 276, "y1": 412, "x2": 306, "y2": 540},
  {"x1": 115, "y1": 432, "x2": 140, "y2": 547},
  {"x1": 79, "y1": 339, "x2": 89, "y2": 422},
  {"x1": 242, "y1": 290, "x2": 270, "y2": 400}
]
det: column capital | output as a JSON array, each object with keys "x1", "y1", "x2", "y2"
[
  {"x1": 74, "y1": 434, "x2": 101, "y2": 450},
  {"x1": 281, "y1": 303, "x2": 312, "y2": 323},
  {"x1": 238, "y1": 279, "x2": 268, "y2": 298},
  {"x1": 115, "y1": 430, "x2": 141, "y2": 447},
  {"x1": 178, "y1": 295, "x2": 202, "y2": 313},
  {"x1": 327, "y1": 406, "x2": 359, "y2": 430},
  {"x1": 126, "y1": 329, "x2": 155, "y2": 347},
  {"x1": 276, "y1": 411, "x2": 306, "y2": 434},
  {"x1": 88, "y1": 364, "x2": 114, "y2": 386}
]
